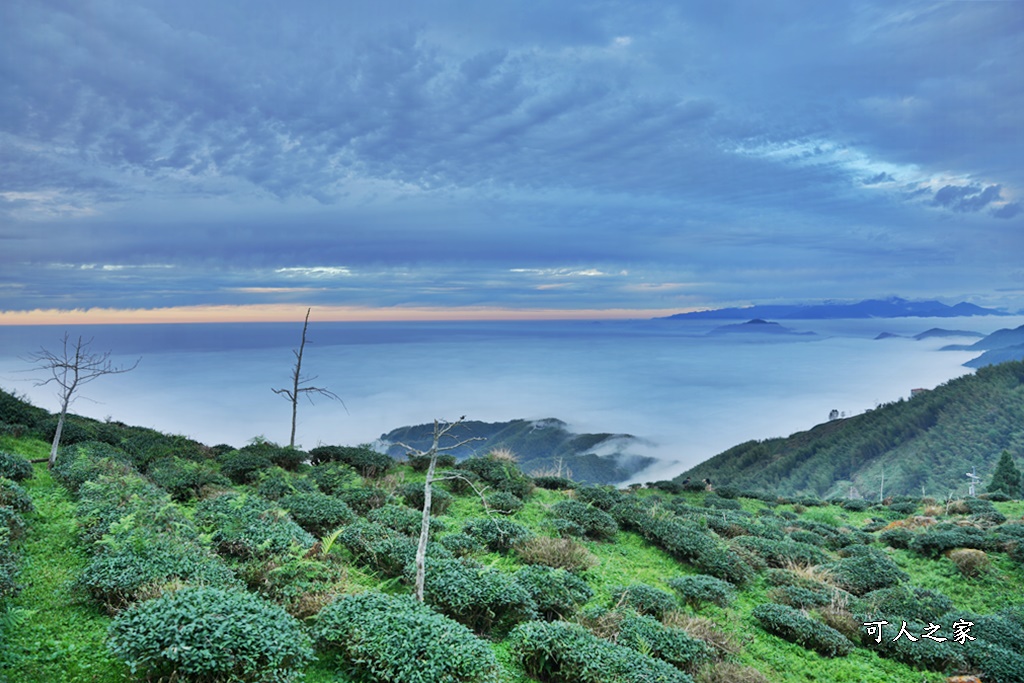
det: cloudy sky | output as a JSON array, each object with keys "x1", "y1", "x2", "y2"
[{"x1": 2, "y1": 0, "x2": 1022, "y2": 322}]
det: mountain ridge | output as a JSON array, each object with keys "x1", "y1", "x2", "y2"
[{"x1": 663, "y1": 297, "x2": 1008, "y2": 320}]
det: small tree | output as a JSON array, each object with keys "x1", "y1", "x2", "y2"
[
  {"x1": 987, "y1": 450, "x2": 1022, "y2": 499},
  {"x1": 26, "y1": 333, "x2": 139, "y2": 468},
  {"x1": 398, "y1": 417, "x2": 483, "y2": 602},
  {"x1": 272, "y1": 308, "x2": 344, "y2": 448}
]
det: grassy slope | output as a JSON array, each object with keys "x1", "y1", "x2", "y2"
[{"x1": 5, "y1": 432, "x2": 1024, "y2": 683}]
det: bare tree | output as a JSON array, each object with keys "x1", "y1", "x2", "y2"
[
  {"x1": 398, "y1": 417, "x2": 484, "y2": 602},
  {"x1": 26, "y1": 333, "x2": 140, "y2": 468},
  {"x1": 272, "y1": 308, "x2": 344, "y2": 448}
]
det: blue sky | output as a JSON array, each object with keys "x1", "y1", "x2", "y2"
[{"x1": 2, "y1": 0, "x2": 1022, "y2": 322}]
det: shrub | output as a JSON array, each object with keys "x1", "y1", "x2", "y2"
[
  {"x1": 309, "y1": 461, "x2": 360, "y2": 496},
  {"x1": 703, "y1": 494, "x2": 742, "y2": 510},
  {"x1": 752, "y1": 603, "x2": 853, "y2": 657},
  {"x1": 309, "y1": 444, "x2": 392, "y2": 478},
  {"x1": 338, "y1": 520, "x2": 433, "y2": 578},
  {"x1": 416, "y1": 557, "x2": 536, "y2": 634},
  {"x1": 486, "y1": 490, "x2": 524, "y2": 515},
  {"x1": 731, "y1": 536, "x2": 829, "y2": 568},
  {"x1": 0, "y1": 453, "x2": 32, "y2": 482},
  {"x1": 514, "y1": 564, "x2": 593, "y2": 620},
  {"x1": 0, "y1": 479, "x2": 32, "y2": 514},
  {"x1": 577, "y1": 485, "x2": 624, "y2": 510},
  {"x1": 464, "y1": 517, "x2": 533, "y2": 553},
  {"x1": 514, "y1": 535, "x2": 598, "y2": 572},
  {"x1": 947, "y1": 548, "x2": 990, "y2": 577},
  {"x1": 859, "y1": 615, "x2": 966, "y2": 672},
  {"x1": 533, "y1": 475, "x2": 577, "y2": 490},
  {"x1": 217, "y1": 449, "x2": 273, "y2": 484},
  {"x1": 610, "y1": 583, "x2": 678, "y2": 620},
  {"x1": 367, "y1": 503, "x2": 434, "y2": 536},
  {"x1": 314, "y1": 592, "x2": 498, "y2": 683},
  {"x1": 77, "y1": 534, "x2": 242, "y2": 612},
  {"x1": 509, "y1": 620, "x2": 693, "y2": 683},
  {"x1": 399, "y1": 481, "x2": 453, "y2": 515},
  {"x1": 406, "y1": 452, "x2": 456, "y2": 472},
  {"x1": 255, "y1": 556, "x2": 348, "y2": 619},
  {"x1": 617, "y1": 612, "x2": 713, "y2": 673},
  {"x1": 75, "y1": 472, "x2": 188, "y2": 546},
  {"x1": 822, "y1": 550, "x2": 908, "y2": 595},
  {"x1": 107, "y1": 586, "x2": 313, "y2": 683},
  {"x1": 52, "y1": 441, "x2": 134, "y2": 495},
  {"x1": 438, "y1": 532, "x2": 483, "y2": 557},
  {"x1": 254, "y1": 467, "x2": 317, "y2": 501},
  {"x1": 667, "y1": 574, "x2": 736, "y2": 610},
  {"x1": 279, "y1": 492, "x2": 355, "y2": 536},
  {"x1": 862, "y1": 585, "x2": 954, "y2": 623},
  {"x1": 195, "y1": 493, "x2": 315, "y2": 558},
  {"x1": 909, "y1": 526, "x2": 991, "y2": 558},
  {"x1": 457, "y1": 455, "x2": 534, "y2": 498},
  {"x1": 878, "y1": 527, "x2": 914, "y2": 549},
  {"x1": 551, "y1": 500, "x2": 619, "y2": 541},
  {"x1": 148, "y1": 456, "x2": 230, "y2": 501},
  {"x1": 338, "y1": 486, "x2": 393, "y2": 515}
]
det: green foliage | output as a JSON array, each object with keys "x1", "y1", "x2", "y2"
[
  {"x1": 255, "y1": 466, "x2": 318, "y2": 500},
  {"x1": 509, "y1": 619, "x2": 694, "y2": 683},
  {"x1": 308, "y1": 444, "x2": 393, "y2": 477},
  {"x1": 457, "y1": 454, "x2": 535, "y2": 498},
  {"x1": 988, "y1": 450, "x2": 1022, "y2": 498},
  {"x1": 616, "y1": 611, "x2": 713, "y2": 673},
  {"x1": 0, "y1": 478, "x2": 33, "y2": 514},
  {"x1": 77, "y1": 533, "x2": 242, "y2": 612},
  {"x1": 610, "y1": 583, "x2": 678, "y2": 619},
  {"x1": 576, "y1": 485, "x2": 624, "y2": 510},
  {"x1": 731, "y1": 536, "x2": 829, "y2": 568},
  {"x1": 338, "y1": 485, "x2": 393, "y2": 515},
  {"x1": 399, "y1": 481, "x2": 453, "y2": 515},
  {"x1": 878, "y1": 527, "x2": 914, "y2": 549},
  {"x1": 51, "y1": 441, "x2": 133, "y2": 495},
  {"x1": 463, "y1": 517, "x2": 534, "y2": 553},
  {"x1": 861, "y1": 585, "x2": 954, "y2": 624},
  {"x1": 486, "y1": 490, "x2": 524, "y2": 514},
  {"x1": 195, "y1": 493, "x2": 315, "y2": 559},
  {"x1": 147, "y1": 456, "x2": 229, "y2": 501},
  {"x1": 666, "y1": 574, "x2": 735, "y2": 610},
  {"x1": 822, "y1": 549, "x2": 909, "y2": 595},
  {"x1": 107, "y1": 586, "x2": 313, "y2": 683},
  {"x1": 279, "y1": 492, "x2": 355, "y2": 536},
  {"x1": 438, "y1": 532, "x2": 483, "y2": 557},
  {"x1": 308, "y1": 460, "x2": 360, "y2": 496},
  {"x1": 406, "y1": 451, "x2": 456, "y2": 472},
  {"x1": 0, "y1": 452, "x2": 33, "y2": 482},
  {"x1": 751, "y1": 603, "x2": 853, "y2": 657},
  {"x1": 367, "y1": 503, "x2": 434, "y2": 536},
  {"x1": 216, "y1": 448, "x2": 273, "y2": 484},
  {"x1": 417, "y1": 557, "x2": 537, "y2": 634},
  {"x1": 533, "y1": 475, "x2": 577, "y2": 490},
  {"x1": 339, "y1": 519, "x2": 419, "y2": 578},
  {"x1": 514, "y1": 564, "x2": 593, "y2": 620},
  {"x1": 313, "y1": 591, "x2": 499, "y2": 683},
  {"x1": 550, "y1": 499, "x2": 619, "y2": 541},
  {"x1": 909, "y1": 525, "x2": 992, "y2": 558},
  {"x1": 856, "y1": 615, "x2": 966, "y2": 672}
]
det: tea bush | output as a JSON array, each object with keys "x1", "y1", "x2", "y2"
[
  {"x1": 438, "y1": 532, "x2": 483, "y2": 557},
  {"x1": 616, "y1": 611, "x2": 713, "y2": 673},
  {"x1": 752, "y1": 603, "x2": 853, "y2": 657},
  {"x1": 367, "y1": 503, "x2": 434, "y2": 536},
  {"x1": 107, "y1": 586, "x2": 313, "y2": 683},
  {"x1": 486, "y1": 490, "x2": 524, "y2": 514},
  {"x1": 514, "y1": 564, "x2": 593, "y2": 620},
  {"x1": 533, "y1": 475, "x2": 577, "y2": 490},
  {"x1": 399, "y1": 481, "x2": 453, "y2": 515},
  {"x1": 666, "y1": 574, "x2": 735, "y2": 610},
  {"x1": 279, "y1": 492, "x2": 355, "y2": 536},
  {"x1": 509, "y1": 619, "x2": 693, "y2": 683},
  {"x1": 514, "y1": 535, "x2": 599, "y2": 572},
  {"x1": 417, "y1": 557, "x2": 537, "y2": 634},
  {"x1": 731, "y1": 536, "x2": 829, "y2": 568},
  {"x1": 550, "y1": 499, "x2": 619, "y2": 541},
  {"x1": 338, "y1": 486, "x2": 393, "y2": 515},
  {"x1": 0, "y1": 453, "x2": 32, "y2": 482},
  {"x1": 308, "y1": 444, "x2": 392, "y2": 478},
  {"x1": 314, "y1": 591, "x2": 498, "y2": 683},
  {"x1": 908, "y1": 525, "x2": 992, "y2": 558},
  {"x1": 610, "y1": 583, "x2": 678, "y2": 620},
  {"x1": 878, "y1": 527, "x2": 915, "y2": 549},
  {"x1": 857, "y1": 615, "x2": 966, "y2": 672},
  {"x1": 456, "y1": 455, "x2": 534, "y2": 499},
  {"x1": 576, "y1": 485, "x2": 624, "y2": 511},
  {"x1": 823, "y1": 548, "x2": 908, "y2": 595},
  {"x1": 195, "y1": 493, "x2": 315, "y2": 559},
  {"x1": 217, "y1": 449, "x2": 273, "y2": 484},
  {"x1": 52, "y1": 441, "x2": 134, "y2": 495},
  {"x1": 406, "y1": 452, "x2": 456, "y2": 472},
  {"x1": 147, "y1": 456, "x2": 230, "y2": 501},
  {"x1": 464, "y1": 517, "x2": 533, "y2": 553},
  {"x1": 0, "y1": 479, "x2": 32, "y2": 514},
  {"x1": 254, "y1": 467, "x2": 318, "y2": 501},
  {"x1": 309, "y1": 461, "x2": 360, "y2": 496},
  {"x1": 861, "y1": 585, "x2": 954, "y2": 623}
]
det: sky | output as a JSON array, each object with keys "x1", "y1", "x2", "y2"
[{"x1": 2, "y1": 0, "x2": 1023, "y2": 323}]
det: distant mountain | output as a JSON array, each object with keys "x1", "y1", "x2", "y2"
[
  {"x1": 379, "y1": 418, "x2": 653, "y2": 485},
  {"x1": 707, "y1": 319, "x2": 817, "y2": 337},
  {"x1": 663, "y1": 297, "x2": 1008, "y2": 320},
  {"x1": 674, "y1": 360, "x2": 1024, "y2": 498},
  {"x1": 913, "y1": 328, "x2": 984, "y2": 340},
  {"x1": 941, "y1": 323, "x2": 1024, "y2": 368}
]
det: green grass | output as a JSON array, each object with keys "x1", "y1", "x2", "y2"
[{"x1": 6, "y1": 465, "x2": 126, "y2": 683}]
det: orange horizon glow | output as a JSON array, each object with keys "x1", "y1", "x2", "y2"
[{"x1": 0, "y1": 304, "x2": 696, "y2": 325}]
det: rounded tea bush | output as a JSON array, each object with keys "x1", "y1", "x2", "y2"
[
  {"x1": 667, "y1": 574, "x2": 736, "y2": 610},
  {"x1": 314, "y1": 591, "x2": 499, "y2": 683},
  {"x1": 0, "y1": 452, "x2": 33, "y2": 482},
  {"x1": 279, "y1": 492, "x2": 355, "y2": 536},
  {"x1": 752, "y1": 602, "x2": 853, "y2": 657},
  {"x1": 107, "y1": 586, "x2": 313, "y2": 683},
  {"x1": 610, "y1": 583, "x2": 678, "y2": 620}
]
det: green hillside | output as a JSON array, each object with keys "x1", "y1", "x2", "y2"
[
  {"x1": 3, "y1": 385, "x2": 1024, "y2": 682},
  {"x1": 676, "y1": 360, "x2": 1024, "y2": 499}
]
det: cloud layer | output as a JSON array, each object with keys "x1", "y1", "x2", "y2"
[{"x1": 2, "y1": 0, "x2": 1022, "y2": 317}]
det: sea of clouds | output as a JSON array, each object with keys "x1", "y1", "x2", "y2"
[{"x1": 2, "y1": 316, "x2": 1018, "y2": 482}]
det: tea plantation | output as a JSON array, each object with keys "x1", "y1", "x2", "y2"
[{"x1": 2, "y1": 417, "x2": 1024, "y2": 682}]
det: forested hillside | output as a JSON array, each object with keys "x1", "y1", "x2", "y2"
[{"x1": 676, "y1": 361, "x2": 1024, "y2": 499}]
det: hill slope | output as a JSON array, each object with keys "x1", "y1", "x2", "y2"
[
  {"x1": 663, "y1": 297, "x2": 1008, "y2": 320},
  {"x1": 675, "y1": 360, "x2": 1024, "y2": 499}
]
